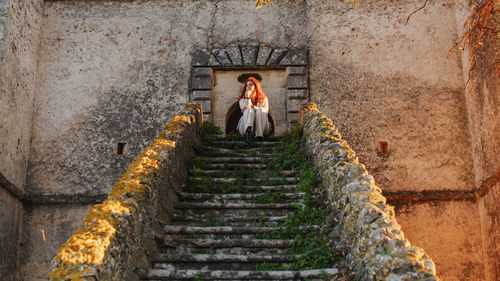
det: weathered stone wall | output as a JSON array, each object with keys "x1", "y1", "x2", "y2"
[
  {"x1": 0, "y1": 0, "x2": 492, "y2": 280},
  {"x1": 395, "y1": 201, "x2": 485, "y2": 280},
  {"x1": 48, "y1": 103, "x2": 202, "y2": 280},
  {"x1": 455, "y1": 1, "x2": 500, "y2": 280},
  {"x1": 305, "y1": 1, "x2": 488, "y2": 280},
  {"x1": 0, "y1": 188, "x2": 23, "y2": 281},
  {"x1": 300, "y1": 103, "x2": 438, "y2": 280},
  {"x1": 24, "y1": 1, "x2": 306, "y2": 278},
  {"x1": 307, "y1": 0, "x2": 473, "y2": 192},
  {"x1": 0, "y1": 0, "x2": 44, "y2": 279},
  {"x1": 28, "y1": 0, "x2": 307, "y2": 198},
  {"x1": 0, "y1": 0, "x2": 43, "y2": 192},
  {"x1": 21, "y1": 203, "x2": 92, "y2": 281}
]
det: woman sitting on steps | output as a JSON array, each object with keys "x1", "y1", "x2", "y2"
[{"x1": 237, "y1": 77, "x2": 270, "y2": 144}]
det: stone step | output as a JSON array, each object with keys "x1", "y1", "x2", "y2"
[
  {"x1": 181, "y1": 184, "x2": 297, "y2": 194},
  {"x1": 244, "y1": 185, "x2": 296, "y2": 192},
  {"x1": 198, "y1": 150, "x2": 273, "y2": 158},
  {"x1": 149, "y1": 261, "x2": 292, "y2": 272},
  {"x1": 156, "y1": 238, "x2": 292, "y2": 255},
  {"x1": 142, "y1": 268, "x2": 339, "y2": 280},
  {"x1": 197, "y1": 145, "x2": 273, "y2": 155},
  {"x1": 200, "y1": 156, "x2": 266, "y2": 164},
  {"x1": 172, "y1": 213, "x2": 287, "y2": 227},
  {"x1": 195, "y1": 170, "x2": 299, "y2": 177},
  {"x1": 158, "y1": 238, "x2": 295, "y2": 249},
  {"x1": 202, "y1": 163, "x2": 267, "y2": 169},
  {"x1": 176, "y1": 207, "x2": 291, "y2": 219},
  {"x1": 190, "y1": 177, "x2": 299, "y2": 184},
  {"x1": 159, "y1": 247, "x2": 288, "y2": 256},
  {"x1": 209, "y1": 140, "x2": 277, "y2": 147},
  {"x1": 214, "y1": 135, "x2": 279, "y2": 142},
  {"x1": 178, "y1": 192, "x2": 305, "y2": 201},
  {"x1": 163, "y1": 225, "x2": 319, "y2": 234},
  {"x1": 175, "y1": 202, "x2": 301, "y2": 210},
  {"x1": 150, "y1": 253, "x2": 292, "y2": 263}
]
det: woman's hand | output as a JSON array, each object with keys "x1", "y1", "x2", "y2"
[{"x1": 242, "y1": 105, "x2": 254, "y2": 112}]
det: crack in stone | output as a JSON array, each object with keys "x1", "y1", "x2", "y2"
[{"x1": 206, "y1": 0, "x2": 221, "y2": 51}]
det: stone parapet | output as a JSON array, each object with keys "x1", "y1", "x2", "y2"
[
  {"x1": 299, "y1": 102, "x2": 439, "y2": 281},
  {"x1": 47, "y1": 103, "x2": 202, "y2": 281}
]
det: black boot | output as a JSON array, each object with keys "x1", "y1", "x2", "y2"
[{"x1": 244, "y1": 131, "x2": 252, "y2": 145}]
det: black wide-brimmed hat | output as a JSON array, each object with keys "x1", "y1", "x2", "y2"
[{"x1": 237, "y1": 73, "x2": 263, "y2": 83}]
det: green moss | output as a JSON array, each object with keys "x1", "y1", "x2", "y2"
[{"x1": 253, "y1": 126, "x2": 337, "y2": 271}]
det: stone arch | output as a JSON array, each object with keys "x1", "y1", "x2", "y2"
[
  {"x1": 225, "y1": 102, "x2": 275, "y2": 136},
  {"x1": 189, "y1": 43, "x2": 309, "y2": 134}
]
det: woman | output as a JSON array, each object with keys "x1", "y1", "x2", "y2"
[{"x1": 237, "y1": 77, "x2": 269, "y2": 144}]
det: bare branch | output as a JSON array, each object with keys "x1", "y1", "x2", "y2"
[{"x1": 406, "y1": 0, "x2": 428, "y2": 25}]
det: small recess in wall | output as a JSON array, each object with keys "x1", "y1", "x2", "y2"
[
  {"x1": 377, "y1": 141, "x2": 389, "y2": 157},
  {"x1": 117, "y1": 142, "x2": 127, "y2": 156}
]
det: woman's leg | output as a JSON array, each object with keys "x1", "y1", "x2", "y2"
[
  {"x1": 238, "y1": 108, "x2": 256, "y2": 135},
  {"x1": 254, "y1": 108, "x2": 268, "y2": 138}
]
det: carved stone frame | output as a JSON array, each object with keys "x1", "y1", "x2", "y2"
[{"x1": 189, "y1": 44, "x2": 309, "y2": 132}]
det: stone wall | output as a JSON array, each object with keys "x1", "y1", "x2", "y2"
[
  {"x1": 305, "y1": 1, "x2": 489, "y2": 279},
  {"x1": 455, "y1": 1, "x2": 500, "y2": 280},
  {"x1": 48, "y1": 103, "x2": 202, "y2": 280},
  {"x1": 24, "y1": 1, "x2": 306, "y2": 278},
  {"x1": 0, "y1": 0, "x2": 44, "y2": 279},
  {"x1": 300, "y1": 103, "x2": 437, "y2": 280},
  {"x1": 0, "y1": 188, "x2": 22, "y2": 281},
  {"x1": 0, "y1": 0, "x2": 43, "y2": 192},
  {"x1": 21, "y1": 203, "x2": 93, "y2": 281},
  {"x1": 28, "y1": 0, "x2": 307, "y2": 198},
  {"x1": 307, "y1": 0, "x2": 473, "y2": 193},
  {"x1": 0, "y1": 0, "x2": 493, "y2": 280}
]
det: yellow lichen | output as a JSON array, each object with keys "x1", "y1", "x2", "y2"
[{"x1": 48, "y1": 103, "x2": 202, "y2": 280}]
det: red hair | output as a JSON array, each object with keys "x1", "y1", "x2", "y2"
[{"x1": 238, "y1": 77, "x2": 267, "y2": 104}]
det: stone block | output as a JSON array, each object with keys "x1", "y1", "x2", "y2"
[
  {"x1": 289, "y1": 48, "x2": 308, "y2": 65},
  {"x1": 287, "y1": 98, "x2": 306, "y2": 113},
  {"x1": 192, "y1": 67, "x2": 213, "y2": 78},
  {"x1": 241, "y1": 44, "x2": 258, "y2": 66},
  {"x1": 287, "y1": 112, "x2": 299, "y2": 123},
  {"x1": 226, "y1": 46, "x2": 243, "y2": 66},
  {"x1": 213, "y1": 49, "x2": 232, "y2": 66},
  {"x1": 287, "y1": 120, "x2": 299, "y2": 132},
  {"x1": 208, "y1": 54, "x2": 221, "y2": 66},
  {"x1": 203, "y1": 113, "x2": 212, "y2": 123},
  {"x1": 196, "y1": 100, "x2": 212, "y2": 113},
  {"x1": 267, "y1": 48, "x2": 288, "y2": 66},
  {"x1": 286, "y1": 66, "x2": 306, "y2": 76},
  {"x1": 286, "y1": 89, "x2": 308, "y2": 99},
  {"x1": 256, "y1": 46, "x2": 273, "y2": 65},
  {"x1": 191, "y1": 49, "x2": 210, "y2": 66},
  {"x1": 286, "y1": 75, "x2": 308, "y2": 89},
  {"x1": 191, "y1": 90, "x2": 211, "y2": 101},
  {"x1": 278, "y1": 51, "x2": 292, "y2": 66},
  {"x1": 191, "y1": 76, "x2": 212, "y2": 90}
]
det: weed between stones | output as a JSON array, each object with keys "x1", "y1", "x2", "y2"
[
  {"x1": 253, "y1": 126, "x2": 336, "y2": 271},
  {"x1": 189, "y1": 123, "x2": 338, "y2": 272}
]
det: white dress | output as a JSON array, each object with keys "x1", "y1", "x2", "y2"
[{"x1": 237, "y1": 97, "x2": 269, "y2": 137}]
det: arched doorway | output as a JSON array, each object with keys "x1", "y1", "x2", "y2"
[{"x1": 225, "y1": 102, "x2": 275, "y2": 136}]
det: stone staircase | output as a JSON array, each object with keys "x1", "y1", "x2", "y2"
[{"x1": 140, "y1": 135, "x2": 339, "y2": 280}]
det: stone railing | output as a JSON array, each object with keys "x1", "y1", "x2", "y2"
[
  {"x1": 47, "y1": 103, "x2": 202, "y2": 281},
  {"x1": 299, "y1": 103, "x2": 439, "y2": 280}
]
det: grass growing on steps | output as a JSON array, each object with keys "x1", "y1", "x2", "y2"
[
  {"x1": 188, "y1": 122, "x2": 337, "y2": 271},
  {"x1": 253, "y1": 126, "x2": 337, "y2": 271}
]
